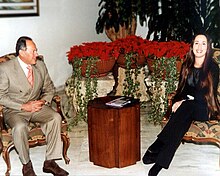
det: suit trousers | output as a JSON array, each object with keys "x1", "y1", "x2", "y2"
[
  {"x1": 5, "y1": 105, "x2": 62, "y2": 164},
  {"x1": 155, "y1": 100, "x2": 208, "y2": 169}
]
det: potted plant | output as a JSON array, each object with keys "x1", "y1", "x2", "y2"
[
  {"x1": 144, "y1": 41, "x2": 190, "y2": 125},
  {"x1": 96, "y1": 1, "x2": 220, "y2": 47},
  {"x1": 65, "y1": 42, "x2": 116, "y2": 126},
  {"x1": 145, "y1": 0, "x2": 220, "y2": 47},
  {"x1": 67, "y1": 41, "x2": 116, "y2": 77},
  {"x1": 144, "y1": 41, "x2": 190, "y2": 74},
  {"x1": 110, "y1": 35, "x2": 147, "y2": 98},
  {"x1": 112, "y1": 35, "x2": 146, "y2": 68},
  {"x1": 96, "y1": 0, "x2": 148, "y2": 41}
]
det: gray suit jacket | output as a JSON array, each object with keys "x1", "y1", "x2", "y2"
[{"x1": 0, "y1": 57, "x2": 55, "y2": 121}]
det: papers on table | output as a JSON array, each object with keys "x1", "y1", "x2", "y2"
[{"x1": 105, "y1": 97, "x2": 132, "y2": 108}]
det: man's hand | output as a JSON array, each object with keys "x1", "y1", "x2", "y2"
[{"x1": 21, "y1": 100, "x2": 46, "y2": 112}]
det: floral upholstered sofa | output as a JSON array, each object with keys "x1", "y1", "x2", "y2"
[
  {"x1": 162, "y1": 48, "x2": 220, "y2": 166},
  {"x1": 0, "y1": 53, "x2": 70, "y2": 176}
]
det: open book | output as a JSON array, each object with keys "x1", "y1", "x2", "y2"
[{"x1": 105, "y1": 97, "x2": 132, "y2": 108}]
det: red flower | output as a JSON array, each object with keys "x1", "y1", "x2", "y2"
[
  {"x1": 67, "y1": 42, "x2": 115, "y2": 63},
  {"x1": 111, "y1": 35, "x2": 146, "y2": 56},
  {"x1": 67, "y1": 35, "x2": 190, "y2": 63},
  {"x1": 144, "y1": 40, "x2": 190, "y2": 60}
]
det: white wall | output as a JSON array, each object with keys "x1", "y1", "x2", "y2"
[
  {"x1": 0, "y1": 0, "x2": 109, "y2": 88},
  {"x1": 0, "y1": 0, "x2": 147, "y2": 89}
]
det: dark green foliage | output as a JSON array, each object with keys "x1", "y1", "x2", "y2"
[
  {"x1": 147, "y1": 57, "x2": 179, "y2": 125},
  {"x1": 96, "y1": 0, "x2": 148, "y2": 34},
  {"x1": 96, "y1": 0, "x2": 220, "y2": 47},
  {"x1": 122, "y1": 53, "x2": 142, "y2": 99},
  {"x1": 145, "y1": 0, "x2": 220, "y2": 47},
  {"x1": 65, "y1": 58, "x2": 98, "y2": 127}
]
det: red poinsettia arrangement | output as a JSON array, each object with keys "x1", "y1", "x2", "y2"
[
  {"x1": 142, "y1": 40, "x2": 190, "y2": 60},
  {"x1": 67, "y1": 35, "x2": 190, "y2": 63},
  {"x1": 111, "y1": 35, "x2": 147, "y2": 56},
  {"x1": 67, "y1": 41, "x2": 115, "y2": 63}
]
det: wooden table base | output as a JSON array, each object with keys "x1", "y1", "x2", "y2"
[{"x1": 88, "y1": 96, "x2": 140, "y2": 168}]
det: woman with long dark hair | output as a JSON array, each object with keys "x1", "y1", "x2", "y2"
[{"x1": 143, "y1": 34, "x2": 219, "y2": 176}]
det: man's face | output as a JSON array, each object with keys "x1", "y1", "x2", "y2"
[{"x1": 19, "y1": 40, "x2": 38, "y2": 65}]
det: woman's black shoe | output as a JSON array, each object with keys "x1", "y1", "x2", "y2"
[
  {"x1": 148, "y1": 163, "x2": 162, "y2": 176},
  {"x1": 143, "y1": 138, "x2": 164, "y2": 165},
  {"x1": 142, "y1": 149, "x2": 158, "y2": 164}
]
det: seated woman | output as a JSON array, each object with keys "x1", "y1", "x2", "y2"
[{"x1": 142, "y1": 33, "x2": 220, "y2": 176}]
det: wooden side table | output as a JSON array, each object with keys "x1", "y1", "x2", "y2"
[{"x1": 87, "y1": 96, "x2": 140, "y2": 168}]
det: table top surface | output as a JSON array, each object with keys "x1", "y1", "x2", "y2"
[{"x1": 88, "y1": 96, "x2": 140, "y2": 109}]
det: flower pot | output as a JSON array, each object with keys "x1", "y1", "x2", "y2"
[
  {"x1": 80, "y1": 57, "x2": 116, "y2": 77},
  {"x1": 146, "y1": 57, "x2": 183, "y2": 74},
  {"x1": 146, "y1": 57, "x2": 154, "y2": 73},
  {"x1": 116, "y1": 54, "x2": 146, "y2": 69},
  {"x1": 176, "y1": 60, "x2": 182, "y2": 73}
]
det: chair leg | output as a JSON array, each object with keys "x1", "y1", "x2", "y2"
[
  {"x1": 61, "y1": 133, "x2": 70, "y2": 164},
  {"x1": 2, "y1": 144, "x2": 14, "y2": 176}
]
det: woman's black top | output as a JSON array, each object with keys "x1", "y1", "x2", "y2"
[{"x1": 173, "y1": 60, "x2": 219, "y2": 120}]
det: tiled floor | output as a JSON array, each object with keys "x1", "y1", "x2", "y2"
[{"x1": 0, "y1": 102, "x2": 219, "y2": 176}]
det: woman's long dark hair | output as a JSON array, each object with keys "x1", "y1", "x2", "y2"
[{"x1": 175, "y1": 33, "x2": 219, "y2": 119}]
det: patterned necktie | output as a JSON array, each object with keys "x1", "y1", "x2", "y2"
[{"x1": 27, "y1": 65, "x2": 34, "y2": 87}]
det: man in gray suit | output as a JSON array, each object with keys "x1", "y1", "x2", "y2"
[{"x1": 0, "y1": 36, "x2": 69, "y2": 176}]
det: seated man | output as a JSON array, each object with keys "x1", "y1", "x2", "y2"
[{"x1": 0, "y1": 36, "x2": 69, "y2": 176}]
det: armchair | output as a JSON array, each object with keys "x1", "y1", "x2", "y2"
[{"x1": 0, "y1": 53, "x2": 70, "y2": 176}]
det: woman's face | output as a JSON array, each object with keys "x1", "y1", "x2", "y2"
[{"x1": 193, "y1": 35, "x2": 208, "y2": 59}]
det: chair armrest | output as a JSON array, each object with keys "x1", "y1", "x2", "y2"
[
  {"x1": 163, "y1": 92, "x2": 176, "y2": 121},
  {"x1": 52, "y1": 95, "x2": 66, "y2": 122},
  {"x1": 0, "y1": 105, "x2": 4, "y2": 132},
  {"x1": 0, "y1": 105, "x2": 2, "y2": 154}
]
